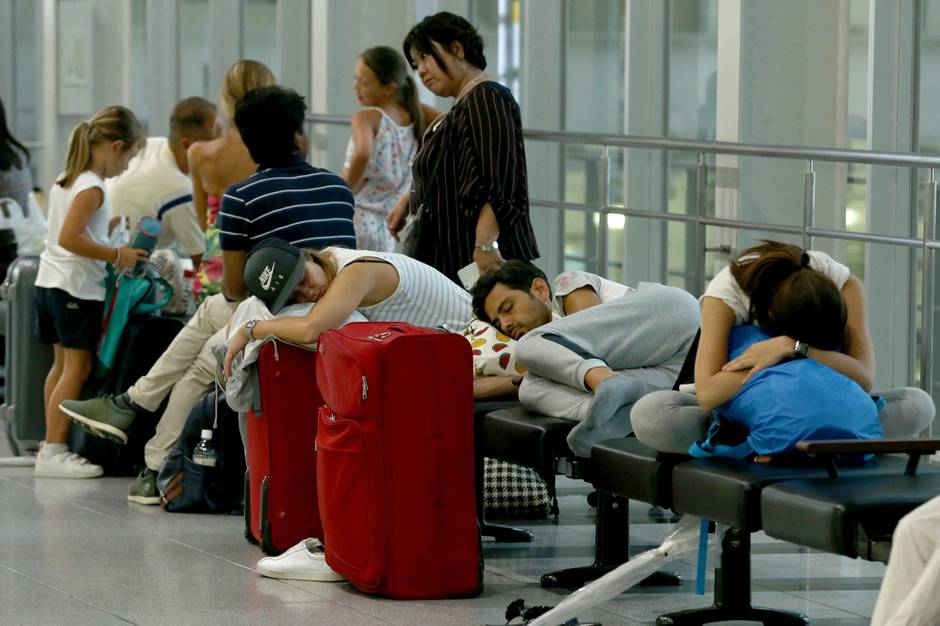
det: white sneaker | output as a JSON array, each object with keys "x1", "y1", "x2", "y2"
[
  {"x1": 256, "y1": 539, "x2": 345, "y2": 582},
  {"x1": 34, "y1": 450, "x2": 103, "y2": 479}
]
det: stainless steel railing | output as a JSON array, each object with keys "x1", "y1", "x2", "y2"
[{"x1": 305, "y1": 113, "x2": 940, "y2": 392}]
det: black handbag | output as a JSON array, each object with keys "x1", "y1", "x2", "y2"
[
  {"x1": 398, "y1": 204, "x2": 425, "y2": 258},
  {"x1": 400, "y1": 120, "x2": 447, "y2": 258}
]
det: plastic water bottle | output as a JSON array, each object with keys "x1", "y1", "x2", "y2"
[
  {"x1": 129, "y1": 216, "x2": 163, "y2": 275},
  {"x1": 192, "y1": 429, "x2": 218, "y2": 467}
]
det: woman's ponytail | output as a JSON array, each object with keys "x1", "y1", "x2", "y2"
[
  {"x1": 400, "y1": 76, "x2": 426, "y2": 144},
  {"x1": 57, "y1": 122, "x2": 93, "y2": 188},
  {"x1": 56, "y1": 106, "x2": 144, "y2": 188},
  {"x1": 360, "y1": 46, "x2": 426, "y2": 143}
]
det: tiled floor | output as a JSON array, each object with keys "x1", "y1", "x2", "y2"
[{"x1": 0, "y1": 438, "x2": 884, "y2": 625}]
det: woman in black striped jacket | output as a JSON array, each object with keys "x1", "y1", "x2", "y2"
[{"x1": 388, "y1": 11, "x2": 539, "y2": 285}]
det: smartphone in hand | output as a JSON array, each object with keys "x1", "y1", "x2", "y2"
[{"x1": 457, "y1": 262, "x2": 481, "y2": 290}]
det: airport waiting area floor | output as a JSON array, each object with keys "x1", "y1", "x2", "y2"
[{"x1": 1, "y1": 435, "x2": 882, "y2": 626}]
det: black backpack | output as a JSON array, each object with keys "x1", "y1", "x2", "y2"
[{"x1": 156, "y1": 390, "x2": 245, "y2": 514}]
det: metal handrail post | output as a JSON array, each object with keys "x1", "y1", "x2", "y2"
[
  {"x1": 922, "y1": 168, "x2": 937, "y2": 392},
  {"x1": 695, "y1": 152, "x2": 708, "y2": 294},
  {"x1": 596, "y1": 146, "x2": 610, "y2": 276},
  {"x1": 803, "y1": 160, "x2": 816, "y2": 250}
]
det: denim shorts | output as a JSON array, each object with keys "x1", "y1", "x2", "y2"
[{"x1": 34, "y1": 287, "x2": 104, "y2": 350}]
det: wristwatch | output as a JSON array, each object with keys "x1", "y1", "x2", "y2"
[
  {"x1": 793, "y1": 339, "x2": 810, "y2": 359},
  {"x1": 244, "y1": 319, "x2": 259, "y2": 341},
  {"x1": 475, "y1": 241, "x2": 499, "y2": 253}
]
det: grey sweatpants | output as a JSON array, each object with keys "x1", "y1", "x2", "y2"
[
  {"x1": 632, "y1": 386, "x2": 936, "y2": 454},
  {"x1": 516, "y1": 283, "x2": 701, "y2": 456}
]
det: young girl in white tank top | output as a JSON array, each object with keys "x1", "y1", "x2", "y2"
[{"x1": 34, "y1": 106, "x2": 148, "y2": 479}]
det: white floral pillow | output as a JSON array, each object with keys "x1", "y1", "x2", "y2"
[{"x1": 462, "y1": 319, "x2": 528, "y2": 378}]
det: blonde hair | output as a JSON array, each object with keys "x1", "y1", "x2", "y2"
[
  {"x1": 301, "y1": 248, "x2": 338, "y2": 284},
  {"x1": 57, "y1": 106, "x2": 144, "y2": 188},
  {"x1": 221, "y1": 60, "x2": 276, "y2": 120}
]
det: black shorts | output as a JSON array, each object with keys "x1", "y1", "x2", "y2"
[{"x1": 34, "y1": 287, "x2": 104, "y2": 350}]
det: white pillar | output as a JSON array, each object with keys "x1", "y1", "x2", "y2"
[
  {"x1": 736, "y1": 0, "x2": 849, "y2": 246},
  {"x1": 40, "y1": 0, "x2": 58, "y2": 191},
  {"x1": 520, "y1": 0, "x2": 563, "y2": 278},
  {"x1": 277, "y1": 0, "x2": 311, "y2": 99},
  {"x1": 622, "y1": 0, "x2": 667, "y2": 287},
  {"x1": 712, "y1": 0, "x2": 742, "y2": 274},
  {"x1": 867, "y1": 0, "x2": 916, "y2": 389},
  {"x1": 145, "y1": 0, "x2": 179, "y2": 137},
  {"x1": 208, "y1": 0, "x2": 242, "y2": 103}
]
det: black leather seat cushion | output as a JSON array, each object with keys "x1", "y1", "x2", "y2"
[
  {"x1": 474, "y1": 400, "x2": 522, "y2": 419},
  {"x1": 479, "y1": 407, "x2": 574, "y2": 474},
  {"x1": 671, "y1": 455, "x2": 913, "y2": 531},
  {"x1": 590, "y1": 437, "x2": 687, "y2": 508},
  {"x1": 761, "y1": 472, "x2": 940, "y2": 558}
]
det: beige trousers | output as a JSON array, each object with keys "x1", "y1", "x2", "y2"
[{"x1": 127, "y1": 293, "x2": 237, "y2": 470}]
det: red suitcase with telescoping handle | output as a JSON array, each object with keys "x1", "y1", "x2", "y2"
[
  {"x1": 244, "y1": 339, "x2": 324, "y2": 555},
  {"x1": 315, "y1": 322, "x2": 482, "y2": 599}
]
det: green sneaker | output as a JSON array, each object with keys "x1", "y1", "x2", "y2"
[
  {"x1": 128, "y1": 468, "x2": 160, "y2": 505},
  {"x1": 60, "y1": 396, "x2": 136, "y2": 444}
]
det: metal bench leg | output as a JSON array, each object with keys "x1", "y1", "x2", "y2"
[
  {"x1": 656, "y1": 527, "x2": 809, "y2": 625},
  {"x1": 541, "y1": 491, "x2": 682, "y2": 589}
]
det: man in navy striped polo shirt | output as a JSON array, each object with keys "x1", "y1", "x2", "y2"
[
  {"x1": 217, "y1": 85, "x2": 356, "y2": 301},
  {"x1": 60, "y1": 86, "x2": 357, "y2": 506}
]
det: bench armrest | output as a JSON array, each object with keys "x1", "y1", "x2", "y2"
[
  {"x1": 796, "y1": 438, "x2": 940, "y2": 478},
  {"x1": 796, "y1": 438, "x2": 940, "y2": 455}
]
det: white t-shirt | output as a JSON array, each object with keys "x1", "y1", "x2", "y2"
[
  {"x1": 106, "y1": 137, "x2": 205, "y2": 257},
  {"x1": 552, "y1": 270, "x2": 634, "y2": 317},
  {"x1": 36, "y1": 171, "x2": 111, "y2": 301},
  {"x1": 702, "y1": 250, "x2": 851, "y2": 325}
]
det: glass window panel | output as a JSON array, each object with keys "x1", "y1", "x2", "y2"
[
  {"x1": 920, "y1": 0, "x2": 940, "y2": 154},
  {"x1": 668, "y1": 0, "x2": 717, "y2": 141},
  {"x1": 847, "y1": 0, "x2": 870, "y2": 149},
  {"x1": 563, "y1": 209, "x2": 589, "y2": 272},
  {"x1": 179, "y1": 0, "x2": 210, "y2": 99},
  {"x1": 242, "y1": 0, "x2": 279, "y2": 76},
  {"x1": 470, "y1": 0, "x2": 524, "y2": 98},
  {"x1": 564, "y1": 1, "x2": 625, "y2": 134}
]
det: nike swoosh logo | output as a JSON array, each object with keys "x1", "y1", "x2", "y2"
[{"x1": 259, "y1": 262, "x2": 275, "y2": 291}]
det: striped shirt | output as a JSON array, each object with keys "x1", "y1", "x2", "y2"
[
  {"x1": 329, "y1": 247, "x2": 473, "y2": 332},
  {"x1": 411, "y1": 81, "x2": 539, "y2": 283},
  {"x1": 218, "y1": 154, "x2": 357, "y2": 251}
]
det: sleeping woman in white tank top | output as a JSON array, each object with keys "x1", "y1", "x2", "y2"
[
  {"x1": 223, "y1": 242, "x2": 473, "y2": 378},
  {"x1": 341, "y1": 46, "x2": 439, "y2": 252}
]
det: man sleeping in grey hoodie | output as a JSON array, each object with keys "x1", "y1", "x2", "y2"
[{"x1": 470, "y1": 261, "x2": 700, "y2": 457}]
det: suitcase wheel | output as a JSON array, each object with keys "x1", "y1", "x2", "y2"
[
  {"x1": 243, "y1": 470, "x2": 259, "y2": 546},
  {"x1": 259, "y1": 476, "x2": 278, "y2": 556}
]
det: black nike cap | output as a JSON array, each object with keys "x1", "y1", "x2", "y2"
[{"x1": 244, "y1": 238, "x2": 306, "y2": 314}]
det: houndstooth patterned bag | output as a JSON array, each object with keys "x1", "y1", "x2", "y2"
[{"x1": 484, "y1": 458, "x2": 551, "y2": 519}]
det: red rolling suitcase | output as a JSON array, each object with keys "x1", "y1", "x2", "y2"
[
  {"x1": 244, "y1": 339, "x2": 324, "y2": 555},
  {"x1": 315, "y1": 322, "x2": 482, "y2": 599}
]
